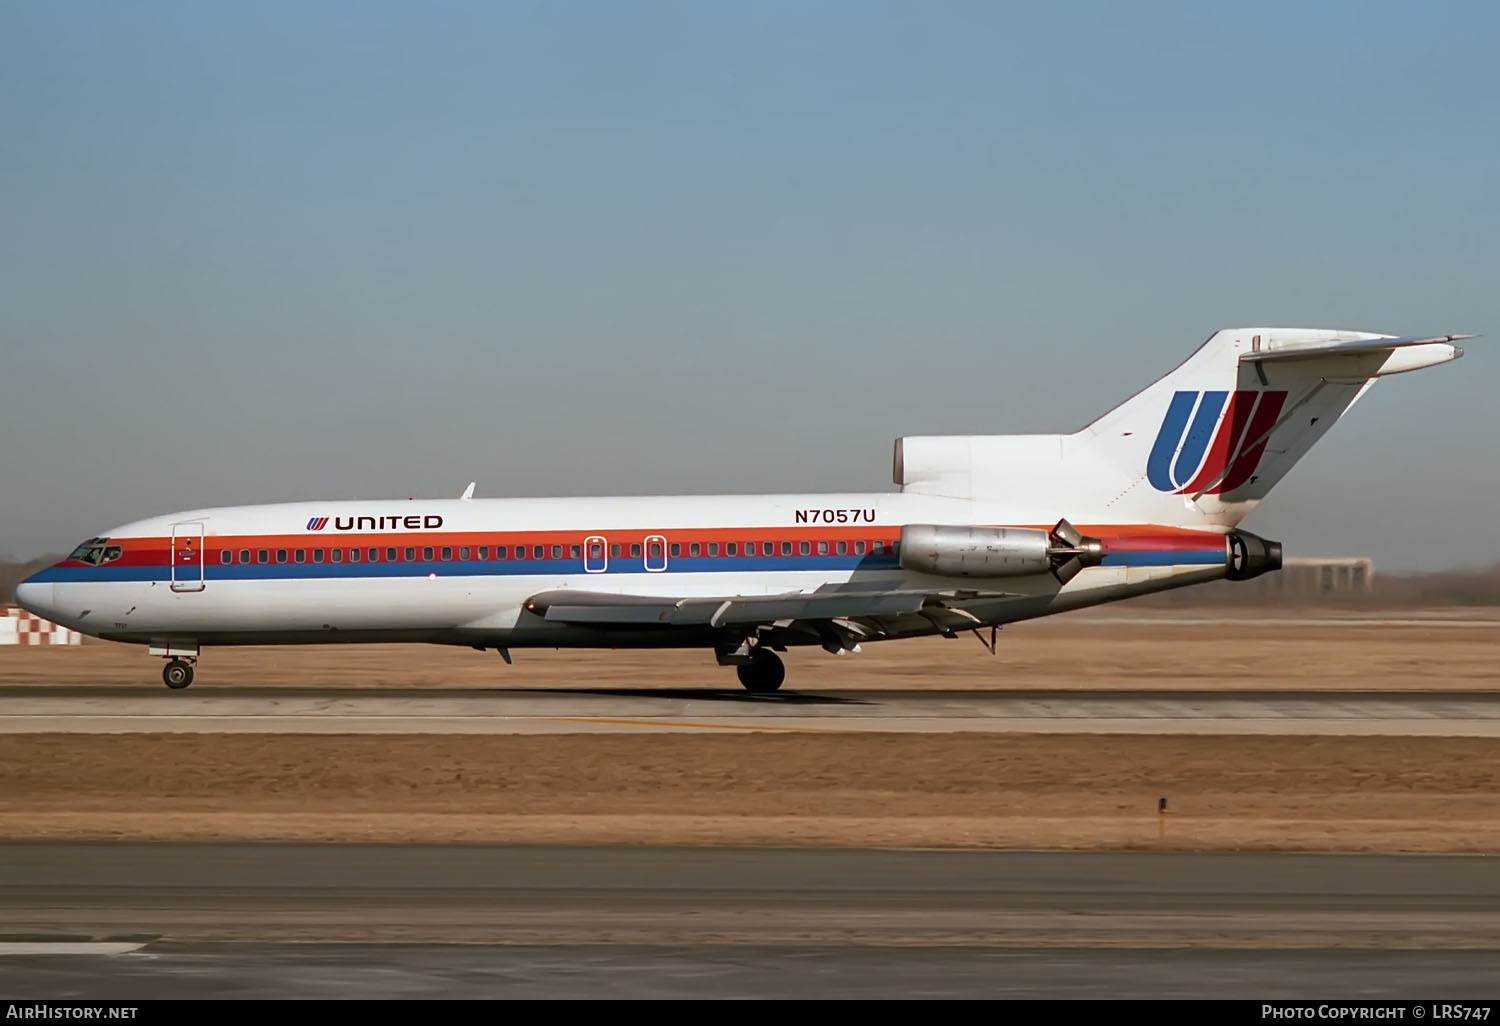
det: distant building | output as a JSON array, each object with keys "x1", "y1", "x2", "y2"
[
  {"x1": 1251, "y1": 557, "x2": 1375, "y2": 598},
  {"x1": 1144, "y1": 556, "x2": 1375, "y2": 604}
]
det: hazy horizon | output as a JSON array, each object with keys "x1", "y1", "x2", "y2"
[{"x1": 3, "y1": 2, "x2": 1495, "y2": 572}]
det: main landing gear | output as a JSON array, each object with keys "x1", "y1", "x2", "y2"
[
  {"x1": 735, "y1": 650, "x2": 785, "y2": 694},
  {"x1": 162, "y1": 659, "x2": 195, "y2": 689}
]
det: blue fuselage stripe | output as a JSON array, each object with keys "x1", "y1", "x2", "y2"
[
  {"x1": 1099, "y1": 549, "x2": 1224, "y2": 567},
  {"x1": 31, "y1": 549, "x2": 1224, "y2": 584}
]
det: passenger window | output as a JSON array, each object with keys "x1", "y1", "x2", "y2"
[
  {"x1": 460, "y1": 546, "x2": 470, "y2": 560},
  {"x1": 423, "y1": 546, "x2": 435, "y2": 561},
  {"x1": 569, "y1": 544, "x2": 580, "y2": 559},
  {"x1": 276, "y1": 550, "x2": 288, "y2": 563},
  {"x1": 590, "y1": 542, "x2": 604, "y2": 560},
  {"x1": 726, "y1": 542, "x2": 737, "y2": 556},
  {"x1": 259, "y1": 549, "x2": 269, "y2": 564},
  {"x1": 220, "y1": 550, "x2": 232, "y2": 565},
  {"x1": 441, "y1": 547, "x2": 453, "y2": 561},
  {"x1": 631, "y1": 543, "x2": 642, "y2": 558},
  {"x1": 405, "y1": 547, "x2": 416, "y2": 562},
  {"x1": 800, "y1": 541, "x2": 811, "y2": 556},
  {"x1": 331, "y1": 549, "x2": 343, "y2": 563},
  {"x1": 552, "y1": 544, "x2": 563, "y2": 559},
  {"x1": 836, "y1": 540, "x2": 847, "y2": 555},
  {"x1": 817, "y1": 540, "x2": 829, "y2": 555},
  {"x1": 239, "y1": 549, "x2": 250, "y2": 564},
  {"x1": 531, "y1": 545, "x2": 543, "y2": 559},
  {"x1": 689, "y1": 542, "x2": 701, "y2": 557},
  {"x1": 708, "y1": 542, "x2": 719, "y2": 556},
  {"x1": 312, "y1": 549, "x2": 324, "y2": 563},
  {"x1": 477, "y1": 546, "x2": 489, "y2": 560},
  {"x1": 610, "y1": 544, "x2": 621, "y2": 558},
  {"x1": 781, "y1": 541, "x2": 792, "y2": 556},
  {"x1": 647, "y1": 541, "x2": 662, "y2": 559},
  {"x1": 295, "y1": 549, "x2": 306, "y2": 563},
  {"x1": 494, "y1": 545, "x2": 506, "y2": 559},
  {"x1": 670, "y1": 543, "x2": 681, "y2": 557},
  {"x1": 764, "y1": 542, "x2": 775, "y2": 556},
  {"x1": 350, "y1": 548, "x2": 362, "y2": 563},
  {"x1": 855, "y1": 540, "x2": 866, "y2": 556}
]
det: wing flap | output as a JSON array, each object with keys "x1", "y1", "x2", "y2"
[{"x1": 525, "y1": 589, "x2": 1010, "y2": 628}]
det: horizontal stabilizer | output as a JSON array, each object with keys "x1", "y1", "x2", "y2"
[{"x1": 1241, "y1": 334, "x2": 1474, "y2": 363}]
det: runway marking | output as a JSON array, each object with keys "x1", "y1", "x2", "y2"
[{"x1": 0, "y1": 942, "x2": 146, "y2": 956}]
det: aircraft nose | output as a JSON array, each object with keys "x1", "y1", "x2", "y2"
[{"x1": 14, "y1": 577, "x2": 55, "y2": 619}]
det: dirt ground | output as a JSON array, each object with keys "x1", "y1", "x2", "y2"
[
  {"x1": 3, "y1": 613, "x2": 1498, "y2": 690},
  {"x1": 3, "y1": 732, "x2": 1499, "y2": 852}
]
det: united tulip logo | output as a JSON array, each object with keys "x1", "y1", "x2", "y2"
[{"x1": 1147, "y1": 390, "x2": 1286, "y2": 495}]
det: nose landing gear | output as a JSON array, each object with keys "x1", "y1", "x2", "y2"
[
  {"x1": 150, "y1": 641, "x2": 200, "y2": 690},
  {"x1": 162, "y1": 659, "x2": 195, "y2": 689}
]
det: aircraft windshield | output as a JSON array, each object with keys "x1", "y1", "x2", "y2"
[{"x1": 66, "y1": 538, "x2": 122, "y2": 566}]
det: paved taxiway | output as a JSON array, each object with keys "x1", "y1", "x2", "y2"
[
  {"x1": 3, "y1": 687, "x2": 1499, "y2": 735},
  {"x1": 3, "y1": 845, "x2": 1498, "y2": 998}
]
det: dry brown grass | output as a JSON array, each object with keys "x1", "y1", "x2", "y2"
[
  {"x1": 3, "y1": 615, "x2": 1496, "y2": 851},
  {"x1": 2, "y1": 732, "x2": 1498, "y2": 852}
]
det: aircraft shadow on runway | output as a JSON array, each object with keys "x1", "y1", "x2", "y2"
[
  {"x1": 0, "y1": 685, "x2": 872, "y2": 705},
  {"x1": 511, "y1": 686, "x2": 871, "y2": 705}
]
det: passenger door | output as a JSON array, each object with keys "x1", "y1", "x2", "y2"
[{"x1": 170, "y1": 522, "x2": 205, "y2": 592}]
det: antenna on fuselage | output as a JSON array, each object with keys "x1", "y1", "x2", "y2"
[{"x1": 459, "y1": 481, "x2": 476, "y2": 500}]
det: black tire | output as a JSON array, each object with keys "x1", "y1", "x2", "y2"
[
  {"x1": 163, "y1": 660, "x2": 194, "y2": 689},
  {"x1": 736, "y1": 650, "x2": 785, "y2": 693}
]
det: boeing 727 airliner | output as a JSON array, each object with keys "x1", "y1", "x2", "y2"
[{"x1": 15, "y1": 328, "x2": 1470, "y2": 691}]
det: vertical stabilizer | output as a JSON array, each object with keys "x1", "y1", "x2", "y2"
[{"x1": 1077, "y1": 328, "x2": 1466, "y2": 527}]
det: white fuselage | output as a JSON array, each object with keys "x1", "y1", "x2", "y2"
[{"x1": 19, "y1": 492, "x2": 1232, "y2": 650}]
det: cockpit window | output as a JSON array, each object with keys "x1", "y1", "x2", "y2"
[{"x1": 67, "y1": 538, "x2": 122, "y2": 566}]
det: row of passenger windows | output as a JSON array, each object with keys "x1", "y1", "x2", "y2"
[{"x1": 216, "y1": 539, "x2": 898, "y2": 565}]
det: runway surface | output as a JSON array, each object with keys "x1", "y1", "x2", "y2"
[
  {"x1": 3, "y1": 845, "x2": 1498, "y2": 998},
  {"x1": 3, "y1": 687, "x2": 1500, "y2": 735}
]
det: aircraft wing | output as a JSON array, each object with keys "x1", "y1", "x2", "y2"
[
  {"x1": 1240, "y1": 333, "x2": 1474, "y2": 363},
  {"x1": 523, "y1": 588, "x2": 1017, "y2": 633}
]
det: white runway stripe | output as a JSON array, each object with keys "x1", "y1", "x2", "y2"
[{"x1": 0, "y1": 942, "x2": 146, "y2": 955}]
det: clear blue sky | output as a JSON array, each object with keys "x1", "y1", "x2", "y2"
[{"x1": 1, "y1": 1, "x2": 1494, "y2": 571}]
